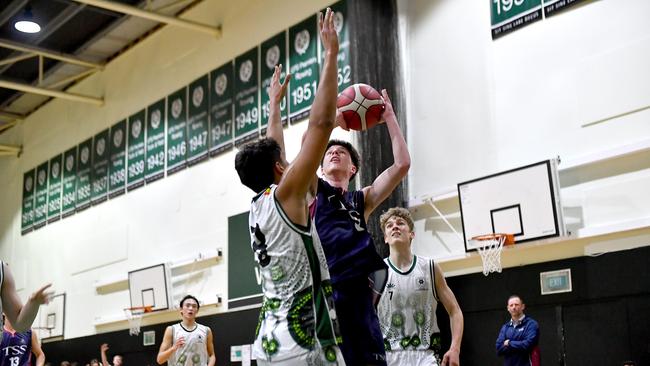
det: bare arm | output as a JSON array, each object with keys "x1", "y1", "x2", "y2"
[
  {"x1": 435, "y1": 263, "x2": 463, "y2": 366},
  {"x1": 361, "y1": 90, "x2": 410, "y2": 220},
  {"x1": 32, "y1": 331, "x2": 46, "y2": 366},
  {"x1": 100, "y1": 343, "x2": 110, "y2": 366},
  {"x1": 157, "y1": 326, "x2": 183, "y2": 365},
  {"x1": 275, "y1": 8, "x2": 339, "y2": 225},
  {"x1": 1, "y1": 263, "x2": 53, "y2": 332},
  {"x1": 206, "y1": 329, "x2": 216, "y2": 366},
  {"x1": 265, "y1": 64, "x2": 291, "y2": 161}
]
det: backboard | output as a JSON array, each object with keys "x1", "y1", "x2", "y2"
[
  {"x1": 128, "y1": 263, "x2": 171, "y2": 311},
  {"x1": 458, "y1": 159, "x2": 565, "y2": 251},
  {"x1": 36, "y1": 293, "x2": 65, "y2": 341}
]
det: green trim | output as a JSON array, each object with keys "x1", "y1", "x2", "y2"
[
  {"x1": 272, "y1": 190, "x2": 311, "y2": 236},
  {"x1": 387, "y1": 255, "x2": 417, "y2": 275}
]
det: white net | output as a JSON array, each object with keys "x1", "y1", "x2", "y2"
[
  {"x1": 124, "y1": 307, "x2": 146, "y2": 336},
  {"x1": 472, "y1": 235, "x2": 506, "y2": 276}
]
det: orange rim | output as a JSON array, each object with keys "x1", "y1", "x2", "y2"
[
  {"x1": 124, "y1": 306, "x2": 153, "y2": 313},
  {"x1": 470, "y1": 233, "x2": 515, "y2": 245}
]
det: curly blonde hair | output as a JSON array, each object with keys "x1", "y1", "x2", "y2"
[{"x1": 379, "y1": 207, "x2": 414, "y2": 234}]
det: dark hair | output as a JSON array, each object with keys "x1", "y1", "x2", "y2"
[
  {"x1": 235, "y1": 138, "x2": 283, "y2": 193},
  {"x1": 180, "y1": 295, "x2": 200, "y2": 309},
  {"x1": 321, "y1": 139, "x2": 360, "y2": 180},
  {"x1": 507, "y1": 294, "x2": 523, "y2": 304}
]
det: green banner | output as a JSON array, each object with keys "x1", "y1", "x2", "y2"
[
  {"x1": 234, "y1": 47, "x2": 260, "y2": 144},
  {"x1": 187, "y1": 75, "x2": 210, "y2": 165},
  {"x1": 127, "y1": 109, "x2": 146, "y2": 191},
  {"x1": 91, "y1": 129, "x2": 109, "y2": 205},
  {"x1": 61, "y1": 147, "x2": 77, "y2": 217},
  {"x1": 166, "y1": 87, "x2": 187, "y2": 175},
  {"x1": 323, "y1": 1, "x2": 352, "y2": 91},
  {"x1": 33, "y1": 161, "x2": 49, "y2": 229},
  {"x1": 109, "y1": 119, "x2": 127, "y2": 198},
  {"x1": 491, "y1": 0, "x2": 542, "y2": 39},
  {"x1": 228, "y1": 211, "x2": 263, "y2": 308},
  {"x1": 543, "y1": 0, "x2": 589, "y2": 17},
  {"x1": 76, "y1": 138, "x2": 92, "y2": 211},
  {"x1": 146, "y1": 98, "x2": 166, "y2": 183},
  {"x1": 289, "y1": 15, "x2": 319, "y2": 122},
  {"x1": 209, "y1": 62, "x2": 234, "y2": 155},
  {"x1": 21, "y1": 169, "x2": 35, "y2": 234},
  {"x1": 47, "y1": 154, "x2": 63, "y2": 223},
  {"x1": 260, "y1": 31, "x2": 288, "y2": 131}
]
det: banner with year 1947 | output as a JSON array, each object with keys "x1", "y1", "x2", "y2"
[
  {"x1": 187, "y1": 75, "x2": 210, "y2": 165},
  {"x1": 209, "y1": 62, "x2": 234, "y2": 156}
]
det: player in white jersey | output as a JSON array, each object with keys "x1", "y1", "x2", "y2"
[
  {"x1": 157, "y1": 295, "x2": 215, "y2": 366},
  {"x1": 0, "y1": 261, "x2": 53, "y2": 331},
  {"x1": 234, "y1": 8, "x2": 345, "y2": 365},
  {"x1": 377, "y1": 208, "x2": 464, "y2": 366}
]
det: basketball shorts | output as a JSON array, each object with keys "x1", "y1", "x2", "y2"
[
  {"x1": 386, "y1": 350, "x2": 438, "y2": 366},
  {"x1": 334, "y1": 277, "x2": 387, "y2": 366},
  {"x1": 256, "y1": 345, "x2": 346, "y2": 366}
]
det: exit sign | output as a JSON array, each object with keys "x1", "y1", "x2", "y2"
[{"x1": 540, "y1": 268, "x2": 572, "y2": 295}]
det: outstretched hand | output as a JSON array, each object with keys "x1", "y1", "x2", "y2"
[
  {"x1": 268, "y1": 64, "x2": 291, "y2": 105},
  {"x1": 335, "y1": 108, "x2": 349, "y2": 131},
  {"x1": 380, "y1": 89, "x2": 396, "y2": 125},
  {"x1": 318, "y1": 8, "x2": 339, "y2": 55},
  {"x1": 30, "y1": 283, "x2": 53, "y2": 305}
]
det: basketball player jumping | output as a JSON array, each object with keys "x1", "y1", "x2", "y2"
[
  {"x1": 377, "y1": 207, "x2": 463, "y2": 366},
  {"x1": 156, "y1": 295, "x2": 215, "y2": 366}
]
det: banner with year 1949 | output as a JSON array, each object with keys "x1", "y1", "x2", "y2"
[
  {"x1": 234, "y1": 47, "x2": 260, "y2": 145},
  {"x1": 289, "y1": 15, "x2": 319, "y2": 123},
  {"x1": 209, "y1": 62, "x2": 234, "y2": 156},
  {"x1": 146, "y1": 98, "x2": 166, "y2": 183},
  {"x1": 260, "y1": 31, "x2": 288, "y2": 133},
  {"x1": 61, "y1": 146, "x2": 77, "y2": 218},
  {"x1": 47, "y1": 154, "x2": 62, "y2": 223},
  {"x1": 187, "y1": 75, "x2": 210, "y2": 165}
]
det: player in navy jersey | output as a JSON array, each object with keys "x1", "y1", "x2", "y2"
[
  {"x1": 1, "y1": 316, "x2": 45, "y2": 366},
  {"x1": 311, "y1": 89, "x2": 410, "y2": 365}
]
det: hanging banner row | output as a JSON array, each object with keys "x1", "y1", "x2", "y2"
[
  {"x1": 20, "y1": 1, "x2": 352, "y2": 235},
  {"x1": 491, "y1": 0, "x2": 590, "y2": 39}
]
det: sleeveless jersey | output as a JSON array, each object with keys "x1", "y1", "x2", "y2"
[
  {"x1": 377, "y1": 255, "x2": 441, "y2": 355},
  {"x1": 168, "y1": 323, "x2": 209, "y2": 366},
  {"x1": 1, "y1": 329, "x2": 32, "y2": 366},
  {"x1": 249, "y1": 185, "x2": 341, "y2": 363},
  {"x1": 313, "y1": 178, "x2": 386, "y2": 284}
]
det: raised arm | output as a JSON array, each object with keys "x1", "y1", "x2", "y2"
[
  {"x1": 434, "y1": 263, "x2": 463, "y2": 366},
  {"x1": 265, "y1": 64, "x2": 291, "y2": 162},
  {"x1": 100, "y1": 343, "x2": 110, "y2": 366},
  {"x1": 1, "y1": 262, "x2": 53, "y2": 332},
  {"x1": 32, "y1": 331, "x2": 46, "y2": 366},
  {"x1": 275, "y1": 8, "x2": 339, "y2": 220},
  {"x1": 361, "y1": 90, "x2": 410, "y2": 220}
]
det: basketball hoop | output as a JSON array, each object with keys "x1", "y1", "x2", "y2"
[
  {"x1": 124, "y1": 306, "x2": 152, "y2": 336},
  {"x1": 470, "y1": 234, "x2": 515, "y2": 276}
]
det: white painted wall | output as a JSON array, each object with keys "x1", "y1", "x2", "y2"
[
  {"x1": 0, "y1": 0, "x2": 350, "y2": 338},
  {"x1": 398, "y1": 0, "x2": 650, "y2": 268}
]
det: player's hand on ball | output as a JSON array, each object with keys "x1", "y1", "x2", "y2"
[
  {"x1": 318, "y1": 8, "x2": 339, "y2": 55},
  {"x1": 268, "y1": 64, "x2": 290, "y2": 105},
  {"x1": 335, "y1": 109, "x2": 349, "y2": 131},
  {"x1": 30, "y1": 283, "x2": 54, "y2": 305}
]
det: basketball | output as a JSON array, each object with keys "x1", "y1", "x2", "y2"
[{"x1": 336, "y1": 83, "x2": 385, "y2": 131}]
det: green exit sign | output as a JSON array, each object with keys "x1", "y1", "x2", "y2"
[{"x1": 540, "y1": 269, "x2": 572, "y2": 295}]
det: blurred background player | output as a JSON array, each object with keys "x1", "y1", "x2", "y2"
[
  {"x1": 1, "y1": 315, "x2": 46, "y2": 366},
  {"x1": 1, "y1": 261, "x2": 53, "y2": 331},
  {"x1": 234, "y1": 8, "x2": 345, "y2": 365},
  {"x1": 100, "y1": 343, "x2": 123, "y2": 366},
  {"x1": 311, "y1": 88, "x2": 410, "y2": 365},
  {"x1": 156, "y1": 295, "x2": 215, "y2": 366},
  {"x1": 377, "y1": 207, "x2": 463, "y2": 366},
  {"x1": 496, "y1": 295, "x2": 540, "y2": 366}
]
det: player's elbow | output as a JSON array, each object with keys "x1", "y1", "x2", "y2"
[
  {"x1": 156, "y1": 354, "x2": 165, "y2": 365},
  {"x1": 394, "y1": 159, "x2": 410, "y2": 177}
]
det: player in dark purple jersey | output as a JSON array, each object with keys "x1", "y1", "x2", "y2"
[
  {"x1": 311, "y1": 91, "x2": 410, "y2": 365},
  {"x1": 1, "y1": 316, "x2": 45, "y2": 366}
]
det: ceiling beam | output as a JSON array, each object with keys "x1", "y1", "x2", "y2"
[
  {"x1": 0, "y1": 121, "x2": 19, "y2": 133},
  {"x1": 0, "y1": 80, "x2": 104, "y2": 106},
  {"x1": 0, "y1": 144, "x2": 21, "y2": 157},
  {"x1": 0, "y1": 111, "x2": 24, "y2": 121},
  {"x1": 0, "y1": 39, "x2": 104, "y2": 70},
  {"x1": 0, "y1": 53, "x2": 36, "y2": 67},
  {"x1": 71, "y1": 0, "x2": 222, "y2": 38}
]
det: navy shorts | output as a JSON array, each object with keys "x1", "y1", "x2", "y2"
[{"x1": 333, "y1": 277, "x2": 387, "y2": 366}]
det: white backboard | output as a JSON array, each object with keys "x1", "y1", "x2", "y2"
[
  {"x1": 128, "y1": 263, "x2": 171, "y2": 311},
  {"x1": 458, "y1": 159, "x2": 565, "y2": 251},
  {"x1": 36, "y1": 293, "x2": 65, "y2": 340}
]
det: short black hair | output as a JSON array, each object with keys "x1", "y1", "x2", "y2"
[
  {"x1": 235, "y1": 138, "x2": 283, "y2": 193},
  {"x1": 322, "y1": 139, "x2": 360, "y2": 180},
  {"x1": 508, "y1": 294, "x2": 523, "y2": 304},
  {"x1": 180, "y1": 295, "x2": 200, "y2": 309}
]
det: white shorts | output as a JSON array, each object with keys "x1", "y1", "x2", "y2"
[
  {"x1": 386, "y1": 350, "x2": 438, "y2": 366},
  {"x1": 257, "y1": 345, "x2": 346, "y2": 366}
]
